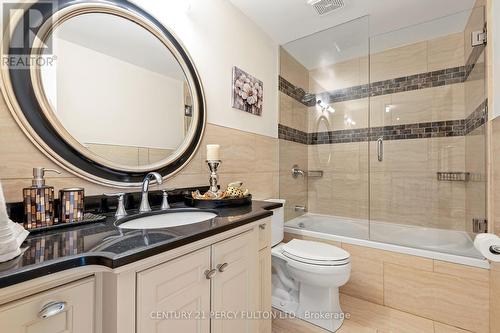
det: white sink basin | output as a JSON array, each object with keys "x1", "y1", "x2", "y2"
[{"x1": 117, "y1": 210, "x2": 217, "y2": 230}]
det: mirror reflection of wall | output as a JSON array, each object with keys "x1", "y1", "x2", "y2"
[{"x1": 40, "y1": 13, "x2": 193, "y2": 167}]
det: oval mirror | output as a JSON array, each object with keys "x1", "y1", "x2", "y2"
[{"x1": 3, "y1": 1, "x2": 205, "y2": 187}]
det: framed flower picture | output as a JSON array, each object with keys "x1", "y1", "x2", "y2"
[{"x1": 232, "y1": 66, "x2": 263, "y2": 116}]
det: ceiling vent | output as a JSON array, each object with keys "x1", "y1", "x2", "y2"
[{"x1": 307, "y1": 0, "x2": 345, "y2": 16}]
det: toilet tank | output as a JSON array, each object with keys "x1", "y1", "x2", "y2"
[{"x1": 264, "y1": 199, "x2": 285, "y2": 246}]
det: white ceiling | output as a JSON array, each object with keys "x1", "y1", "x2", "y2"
[
  {"x1": 229, "y1": 0, "x2": 477, "y2": 44},
  {"x1": 229, "y1": 0, "x2": 478, "y2": 68}
]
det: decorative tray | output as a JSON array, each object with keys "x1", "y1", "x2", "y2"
[{"x1": 184, "y1": 195, "x2": 252, "y2": 208}]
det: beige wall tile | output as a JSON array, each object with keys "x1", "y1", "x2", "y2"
[
  {"x1": 433, "y1": 322, "x2": 472, "y2": 333},
  {"x1": 291, "y1": 100, "x2": 309, "y2": 133},
  {"x1": 370, "y1": 137, "x2": 466, "y2": 173},
  {"x1": 85, "y1": 144, "x2": 140, "y2": 167},
  {"x1": 389, "y1": 88, "x2": 434, "y2": 124},
  {"x1": 433, "y1": 260, "x2": 489, "y2": 282},
  {"x1": 307, "y1": 172, "x2": 369, "y2": 220},
  {"x1": 307, "y1": 107, "x2": 332, "y2": 133},
  {"x1": 279, "y1": 92, "x2": 309, "y2": 133},
  {"x1": 491, "y1": 263, "x2": 500, "y2": 333},
  {"x1": 464, "y1": 55, "x2": 486, "y2": 116},
  {"x1": 428, "y1": 32, "x2": 465, "y2": 71},
  {"x1": 309, "y1": 58, "x2": 367, "y2": 92},
  {"x1": 280, "y1": 47, "x2": 309, "y2": 89},
  {"x1": 384, "y1": 263, "x2": 489, "y2": 332},
  {"x1": 371, "y1": 84, "x2": 465, "y2": 127},
  {"x1": 343, "y1": 244, "x2": 433, "y2": 271},
  {"x1": 307, "y1": 142, "x2": 369, "y2": 219},
  {"x1": 370, "y1": 42, "x2": 428, "y2": 82},
  {"x1": 279, "y1": 139, "x2": 308, "y2": 221},
  {"x1": 369, "y1": 94, "x2": 392, "y2": 127},
  {"x1": 0, "y1": 98, "x2": 72, "y2": 181},
  {"x1": 279, "y1": 92, "x2": 293, "y2": 126},
  {"x1": 283, "y1": 232, "x2": 341, "y2": 248},
  {"x1": 307, "y1": 98, "x2": 369, "y2": 133},
  {"x1": 465, "y1": 129, "x2": 487, "y2": 233},
  {"x1": 148, "y1": 148, "x2": 174, "y2": 164},
  {"x1": 431, "y1": 83, "x2": 466, "y2": 121},
  {"x1": 340, "y1": 253, "x2": 384, "y2": 304},
  {"x1": 254, "y1": 135, "x2": 279, "y2": 174},
  {"x1": 493, "y1": 118, "x2": 500, "y2": 235},
  {"x1": 0, "y1": 93, "x2": 279, "y2": 203},
  {"x1": 308, "y1": 142, "x2": 368, "y2": 174},
  {"x1": 464, "y1": 6, "x2": 485, "y2": 62},
  {"x1": 368, "y1": 137, "x2": 466, "y2": 230},
  {"x1": 219, "y1": 171, "x2": 278, "y2": 200},
  {"x1": 370, "y1": 171, "x2": 466, "y2": 230},
  {"x1": 339, "y1": 244, "x2": 434, "y2": 305}
]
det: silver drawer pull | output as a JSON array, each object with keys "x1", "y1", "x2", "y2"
[
  {"x1": 38, "y1": 301, "x2": 66, "y2": 319},
  {"x1": 204, "y1": 269, "x2": 217, "y2": 279},
  {"x1": 259, "y1": 224, "x2": 266, "y2": 230},
  {"x1": 217, "y1": 263, "x2": 229, "y2": 272}
]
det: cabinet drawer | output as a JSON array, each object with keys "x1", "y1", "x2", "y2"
[
  {"x1": 258, "y1": 219, "x2": 271, "y2": 250},
  {"x1": 0, "y1": 277, "x2": 95, "y2": 333}
]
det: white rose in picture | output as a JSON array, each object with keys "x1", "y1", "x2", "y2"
[{"x1": 231, "y1": 67, "x2": 263, "y2": 116}]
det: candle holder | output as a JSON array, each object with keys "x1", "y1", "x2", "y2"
[{"x1": 206, "y1": 160, "x2": 222, "y2": 195}]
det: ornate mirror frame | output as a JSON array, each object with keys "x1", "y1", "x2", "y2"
[{"x1": 0, "y1": 0, "x2": 206, "y2": 187}]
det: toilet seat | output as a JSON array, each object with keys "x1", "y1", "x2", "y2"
[{"x1": 282, "y1": 239, "x2": 350, "y2": 266}]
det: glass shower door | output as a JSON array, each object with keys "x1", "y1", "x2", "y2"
[
  {"x1": 278, "y1": 16, "x2": 371, "y2": 238},
  {"x1": 368, "y1": 8, "x2": 487, "y2": 258}
]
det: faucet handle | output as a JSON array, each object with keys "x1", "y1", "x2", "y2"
[
  {"x1": 104, "y1": 192, "x2": 127, "y2": 218},
  {"x1": 160, "y1": 189, "x2": 172, "y2": 210}
]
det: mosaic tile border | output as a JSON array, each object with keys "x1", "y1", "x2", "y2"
[
  {"x1": 308, "y1": 120, "x2": 465, "y2": 145},
  {"x1": 279, "y1": 76, "x2": 316, "y2": 106},
  {"x1": 278, "y1": 124, "x2": 308, "y2": 144},
  {"x1": 279, "y1": 43, "x2": 485, "y2": 107},
  {"x1": 464, "y1": 100, "x2": 488, "y2": 135},
  {"x1": 279, "y1": 65, "x2": 469, "y2": 107},
  {"x1": 279, "y1": 100, "x2": 488, "y2": 145}
]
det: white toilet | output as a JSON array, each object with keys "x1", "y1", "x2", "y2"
[{"x1": 267, "y1": 202, "x2": 351, "y2": 332}]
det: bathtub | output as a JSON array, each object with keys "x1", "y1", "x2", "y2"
[{"x1": 285, "y1": 213, "x2": 489, "y2": 269}]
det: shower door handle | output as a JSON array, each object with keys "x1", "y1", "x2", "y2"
[{"x1": 377, "y1": 138, "x2": 383, "y2": 162}]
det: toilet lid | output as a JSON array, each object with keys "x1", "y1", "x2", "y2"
[{"x1": 282, "y1": 239, "x2": 350, "y2": 265}]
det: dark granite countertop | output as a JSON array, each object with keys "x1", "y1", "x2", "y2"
[{"x1": 0, "y1": 200, "x2": 282, "y2": 289}]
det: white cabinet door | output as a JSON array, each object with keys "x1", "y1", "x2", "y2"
[
  {"x1": 258, "y1": 247, "x2": 272, "y2": 333},
  {"x1": 137, "y1": 247, "x2": 211, "y2": 333},
  {"x1": 0, "y1": 277, "x2": 95, "y2": 333},
  {"x1": 211, "y1": 230, "x2": 259, "y2": 333}
]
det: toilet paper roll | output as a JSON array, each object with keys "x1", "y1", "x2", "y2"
[{"x1": 474, "y1": 233, "x2": 500, "y2": 262}]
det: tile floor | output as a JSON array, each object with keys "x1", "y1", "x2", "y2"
[{"x1": 272, "y1": 294, "x2": 472, "y2": 333}]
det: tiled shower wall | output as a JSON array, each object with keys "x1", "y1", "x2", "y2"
[
  {"x1": 279, "y1": 9, "x2": 487, "y2": 230},
  {"x1": 279, "y1": 48, "x2": 309, "y2": 221},
  {"x1": 464, "y1": 6, "x2": 487, "y2": 234}
]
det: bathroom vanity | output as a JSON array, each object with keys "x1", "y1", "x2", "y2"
[
  {"x1": 0, "y1": 201, "x2": 278, "y2": 333},
  {"x1": 0, "y1": 0, "x2": 277, "y2": 331}
]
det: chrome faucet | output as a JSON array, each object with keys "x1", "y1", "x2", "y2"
[{"x1": 139, "y1": 172, "x2": 163, "y2": 213}]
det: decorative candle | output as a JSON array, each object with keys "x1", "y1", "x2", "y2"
[{"x1": 207, "y1": 144, "x2": 220, "y2": 161}]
